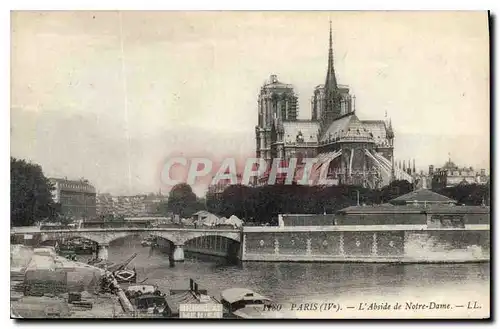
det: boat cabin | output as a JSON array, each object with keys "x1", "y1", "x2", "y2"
[
  {"x1": 163, "y1": 279, "x2": 224, "y2": 318},
  {"x1": 126, "y1": 284, "x2": 160, "y2": 297},
  {"x1": 134, "y1": 294, "x2": 167, "y2": 311},
  {"x1": 220, "y1": 288, "x2": 272, "y2": 312},
  {"x1": 163, "y1": 291, "x2": 223, "y2": 318}
]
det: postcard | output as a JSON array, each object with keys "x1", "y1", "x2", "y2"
[{"x1": 10, "y1": 11, "x2": 490, "y2": 319}]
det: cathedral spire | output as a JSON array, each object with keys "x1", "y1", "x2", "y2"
[
  {"x1": 319, "y1": 20, "x2": 341, "y2": 134},
  {"x1": 325, "y1": 20, "x2": 338, "y2": 91}
]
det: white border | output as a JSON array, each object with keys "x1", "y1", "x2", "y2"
[{"x1": 2, "y1": 2, "x2": 497, "y2": 329}]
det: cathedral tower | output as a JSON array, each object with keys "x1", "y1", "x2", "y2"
[{"x1": 255, "y1": 74, "x2": 298, "y2": 168}]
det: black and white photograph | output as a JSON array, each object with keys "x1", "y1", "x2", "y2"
[{"x1": 9, "y1": 11, "x2": 490, "y2": 319}]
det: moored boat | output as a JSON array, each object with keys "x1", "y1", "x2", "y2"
[
  {"x1": 61, "y1": 239, "x2": 95, "y2": 255},
  {"x1": 141, "y1": 235, "x2": 157, "y2": 247},
  {"x1": 220, "y1": 288, "x2": 285, "y2": 319},
  {"x1": 163, "y1": 279, "x2": 224, "y2": 318},
  {"x1": 125, "y1": 284, "x2": 168, "y2": 317},
  {"x1": 140, "y1": 240, "x2": 152, "y2": 247}
]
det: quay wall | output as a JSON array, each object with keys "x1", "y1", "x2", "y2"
[{"x1": 241, "y1": 226, "x2": 490, "y2": 263}]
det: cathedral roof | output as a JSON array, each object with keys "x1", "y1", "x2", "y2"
[
  {"x1": 283, "y1": 121, "x2": 320, "y2": 145},
  {"x1": 319, "y1": 113, "x2": 373, "y2": 143},
  {"x1": 362, "y1": 120, "x2": 389, "y2": 146}
]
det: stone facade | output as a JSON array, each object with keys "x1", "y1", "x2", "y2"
[
  {"x1": 96, "y1": 193, "x2": 166, "y2": 217},
  {"x1": 49, "y1": 178, "x2": 97, "y2": 220},
  {"x1": 430, "y1": 158, "x2": 489, "y2": 189}
]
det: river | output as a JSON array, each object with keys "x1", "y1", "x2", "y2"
[{"x1": 101, "y1": 236, "x2": 490, "y2": 318}]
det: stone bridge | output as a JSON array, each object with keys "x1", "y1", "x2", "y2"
[{"x1": 11, "y1": 227, "x2": 241, "y2": 262}]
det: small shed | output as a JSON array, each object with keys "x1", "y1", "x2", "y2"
[
  {"x1": 193, "y1": 211, "x2": 219, "y2": 227},
  {"x1": 226, "y1": 215, "x2": 243, "y2": 228},
  {"x1": 164, "y1": 291, "x2": 222, "y2": 318}
]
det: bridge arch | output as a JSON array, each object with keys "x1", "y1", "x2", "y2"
[
  {"x1": 41, "y1": 231, "x2": 161, "y2": 246},
  {"x1": 105, "y1": 231, "x2": 159, "y2": 245},
  {"x1": 23, "y1": 229, "x2": 240, "y2": 247},
  {"x1": 183, "y1": 232, "x2": 242, "y2": 263},
  {"x1": 165, "y1": 231, "x2": 240, "y2": 246},
  {"x1": 100, "y1": 230, "x2": 241, "y2": 246},
  {"x1": 38, "y1": 235, "x2": 98, "y2": 247},
  {"x1": 40, "y1": 231, "x2": 103, "y2": 245}
]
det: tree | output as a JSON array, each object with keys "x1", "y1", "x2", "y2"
[
  {"x1": 10, "y1": 157, "x2": 59, "y2": 227},
  {"x1": 164, "y1": 183, "x2": 204, "y2": 218},
  {"x1": 436, "y1": 183, "x2": 490, "y2": 206},
  {"x1": 220, "y1": 184, "x2": 254, "y2": 219},
  {"x1": 206, "y1": 190, "x2": 221, "y2": 215}
]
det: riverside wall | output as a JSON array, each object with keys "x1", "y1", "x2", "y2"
[
  {"x1": 240, "y1": 225, "x2": 490, "y2": 263},
  {"x1": 173, "y1": 226, "x2": 490, "y2": 263}
]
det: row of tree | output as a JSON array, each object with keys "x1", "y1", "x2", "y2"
[
  {"x1": 204, "y1": 180, "x2": 490, "y2": 225},
  {"x1": 205, "y1": 180, "x2": 414, "y2": 224},
  {"x1": 435, "y1": 183, "x2": 490, "y2": 206}
]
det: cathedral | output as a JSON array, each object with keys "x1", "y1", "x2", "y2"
[{"x1": 255, "y1": 23, "x2": 413, "y2": 189}]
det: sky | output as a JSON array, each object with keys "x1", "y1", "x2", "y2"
[{"x1": 10, "y1": 11, "x2": 490, "y2": 196}]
